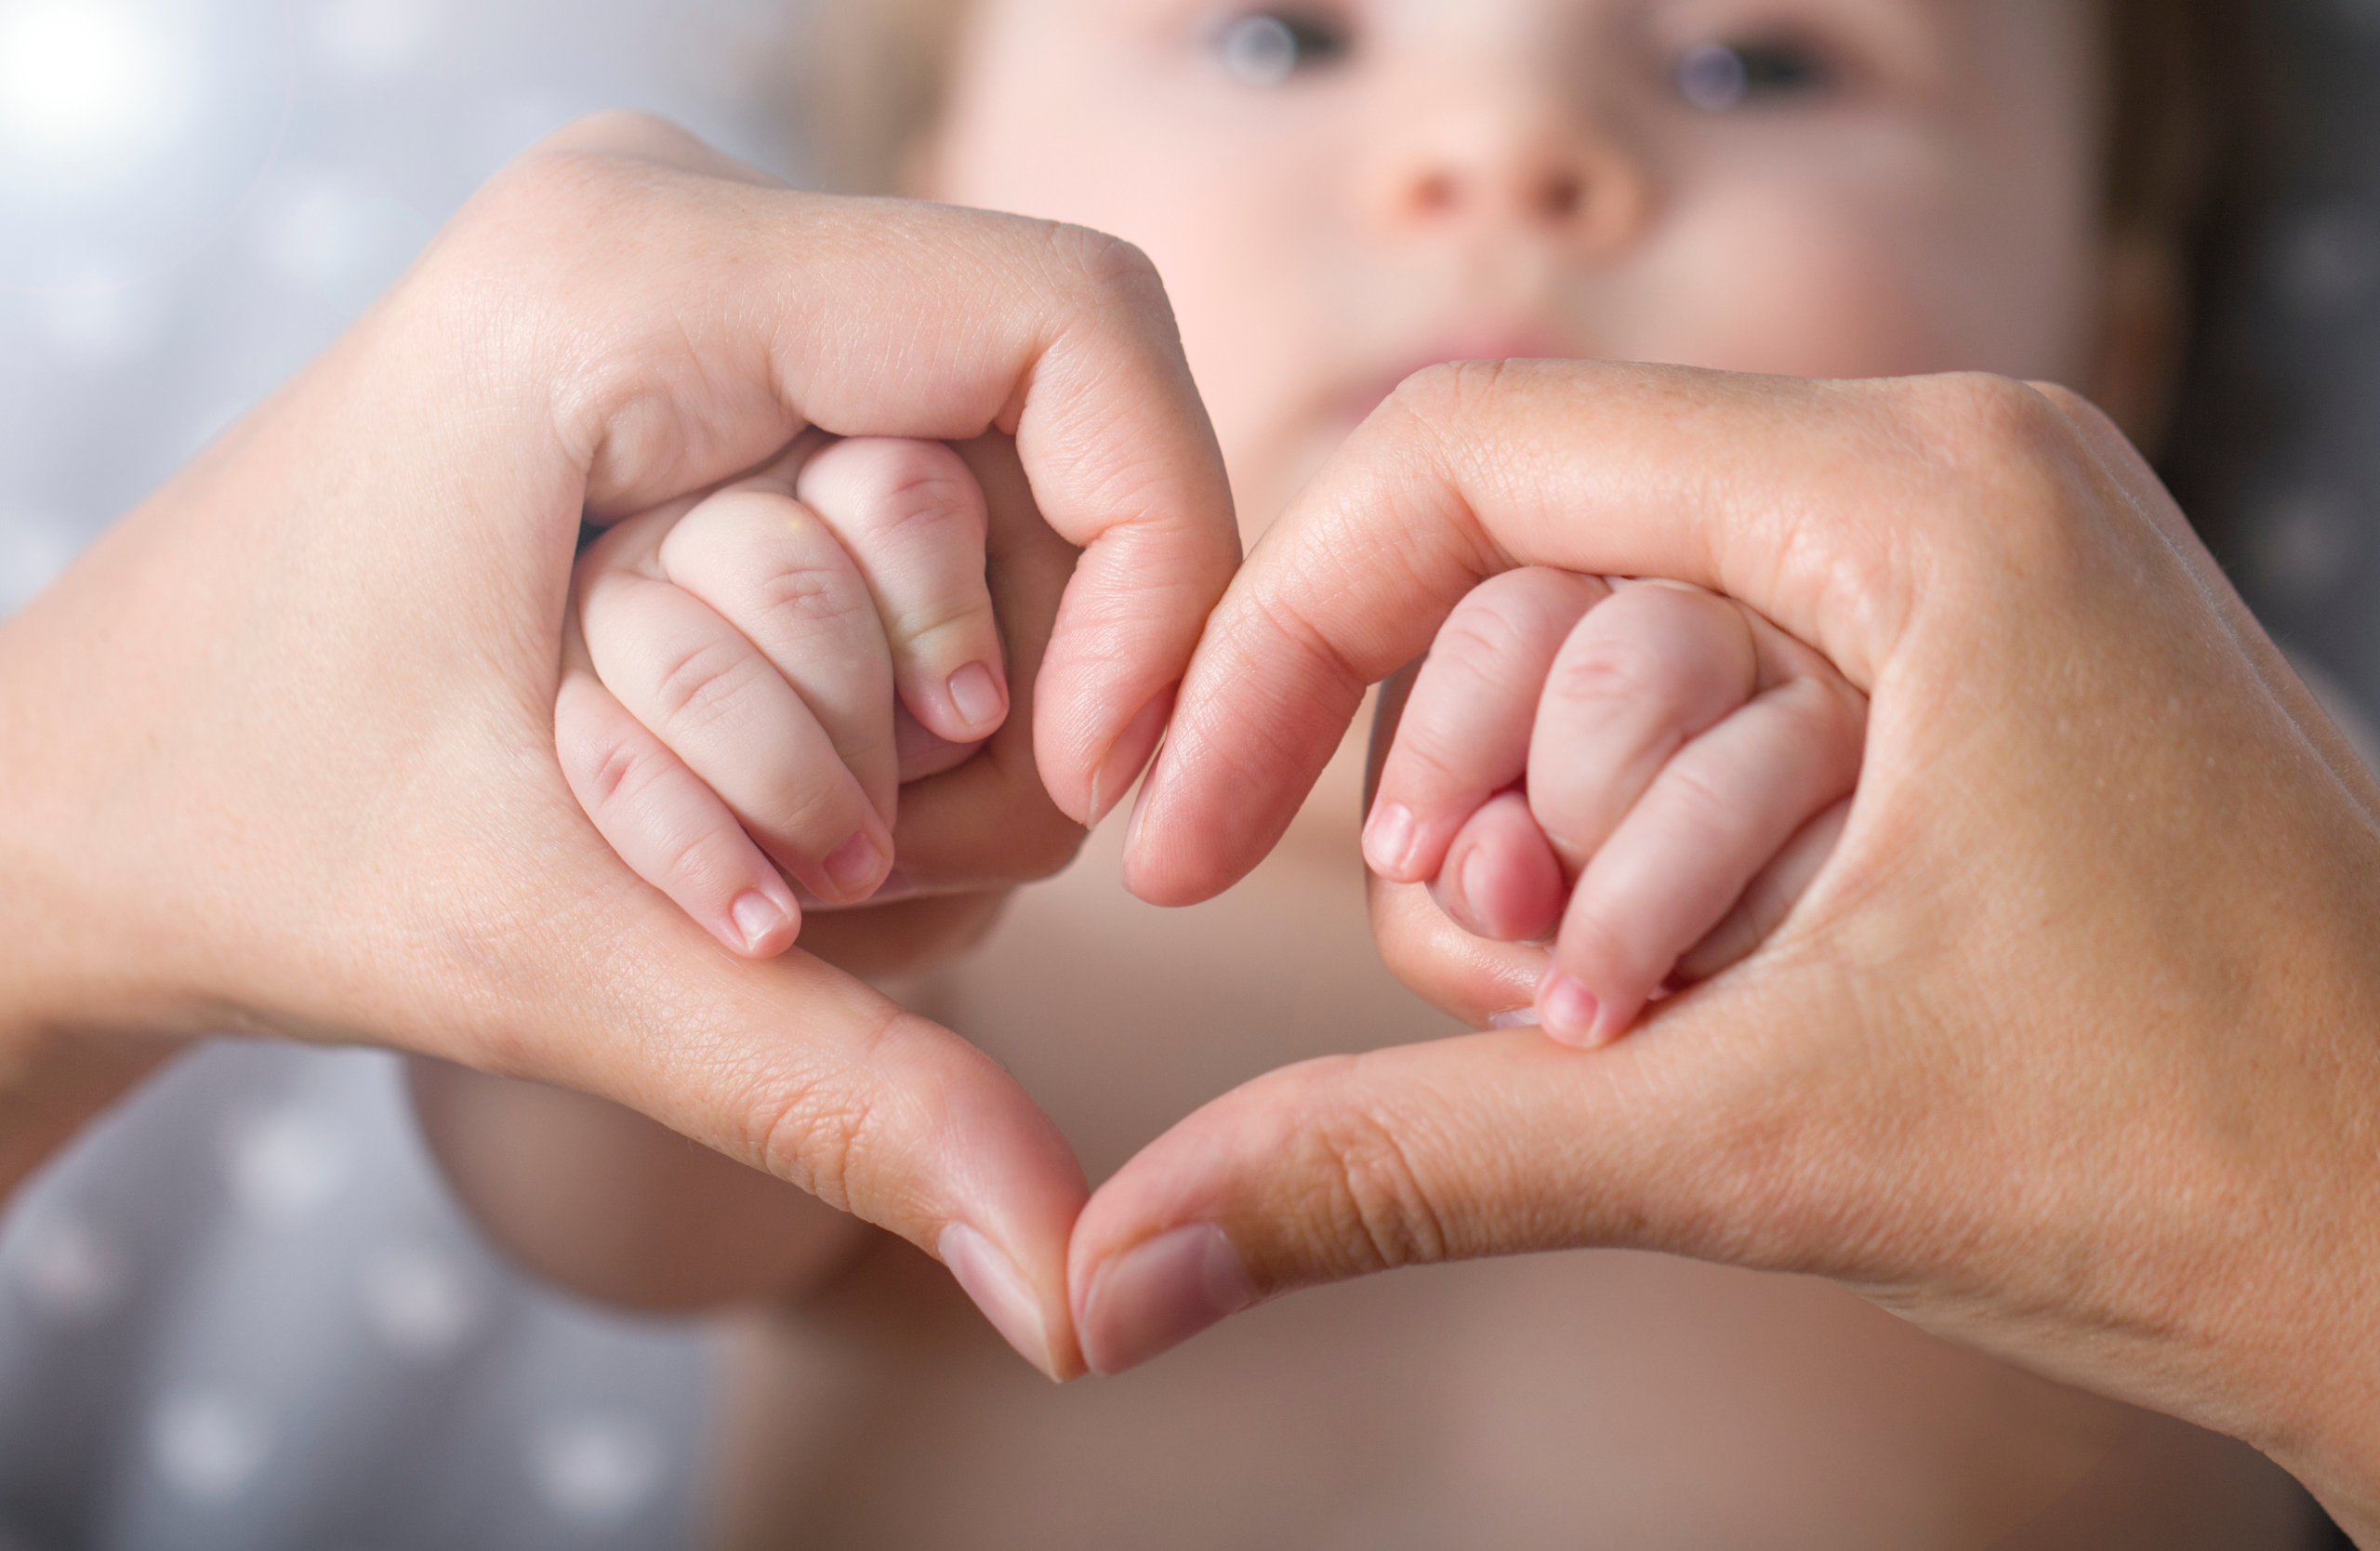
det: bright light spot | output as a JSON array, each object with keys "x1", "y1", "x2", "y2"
[
  {"x1": 0, "y1": 1, "x2": 191, "y2": 174},
  {"x1": 529, "y1": 1412, "x2": 668, "y2": 1528},
  {"x1": 150, "y1": 1391, "x2": 272, "y2": 1501}
]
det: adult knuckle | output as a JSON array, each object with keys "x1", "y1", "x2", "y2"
[
  {"x1": 749, "y1": 1061, "x2": 875, "y2": 1212},
  {"x1": 1302, "y1": 1085, "x2": 1453, "y2": 1273},
  {"x1": 1049, "y1": 222, "x2": 1164, "y2": 298}
]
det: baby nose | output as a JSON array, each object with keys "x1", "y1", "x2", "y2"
[{"x1": 1373, "y1": 106, "x2": 1649, "y2": 250}]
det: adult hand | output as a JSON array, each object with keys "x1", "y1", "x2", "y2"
[
  {"x1": 1082, "y1": 361, "x2": 2380, "y2": 1535},
  {"x1": 0, "y1": 113, "x2": 1237, "y2": 1381}
]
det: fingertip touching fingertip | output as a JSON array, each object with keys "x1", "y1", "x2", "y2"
[
  {"x1": 940, "y1": 1223, "x2": 1065, "y2": 1383},
  {"x1": 1078, "y1": 1222, "x2": 1255, "y2": 1377},
  {"x1": 1087, "y1": 683, "x2": 1179, "y2": 829}
]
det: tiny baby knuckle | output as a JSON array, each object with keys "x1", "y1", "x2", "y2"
[
  {"x1": 1550, "y1": 633, "x2": 1679, "y2": 711},
  {"x1": 650, "y1": 640, "x2": 761, "y2": 729},
  {"x1": 1432, "y1": 597, "x2": 1537, "y2": 679}
]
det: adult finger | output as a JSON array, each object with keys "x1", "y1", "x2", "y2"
[
  {"x1": 1127, "y1": 363, "x2": 1921, "y2": 905},
  {"x1": 0, "y1": 112, "x2": 1260, "y2": 1382},
  {"x1": 452, "y1": 114, "x2": 1239, "y2": 828},
  {"x1": 796, "y1": 437, "x2": 1010, "y2": 747},
  {"x1": 1361, "y1": 568, "x2": 1608, "y2": 884},
  {"x1": 1075, "y1": 366, "x2": 2380, "y2": 1519}
]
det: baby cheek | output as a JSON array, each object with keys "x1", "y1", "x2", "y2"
[{"x1": 1622, "y1": 186, "x2": 2091, "y2": 385}]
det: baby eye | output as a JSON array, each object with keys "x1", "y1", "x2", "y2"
[
  {"x1": 1215, "y1": 8, "x2": 1355, "y2": 88},
  {"x1": 1674, "y1": 38, "x2": 1831, "y2": 113}
]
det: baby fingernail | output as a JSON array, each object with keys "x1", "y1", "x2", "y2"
[
  {"x1": 730, "y1": 891, "x2": 790, "y2": 951},
  {"x1": 823, "y1": 829, "x2": 885, "y2": 896},
  {"x1": 1488, "y1": 1007, "x2": 1541, "y2": 1029},
  {"x1": 947, "y1": 661, "x2": 1007, "y2": 733},
  {"x1": 1363, "y1": 802, "x2": 1417, "y2": 879},
  {"x1": 1080, "y1": 1223, "x2": 1255, "y2": 1377},
  {"x1": 1538, "y1": 974, "x2": 1603, "y2": 1048},
  {"x1": 940, "y1": 1224, "x2": 1059, "y2": 1381}
]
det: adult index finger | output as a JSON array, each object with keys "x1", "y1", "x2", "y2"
[
  {"x1": 456, "y1": 120, "x2": 1238, "y2": 831},
  {"x1": 1120, "y1": 361, "x2": 1996, "y2": 908}
]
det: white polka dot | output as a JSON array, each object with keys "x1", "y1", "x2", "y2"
[
  {"x1": 18, "y1": 277, "x2": 170, "y2": 369},
  {"x1": 149, "y1": 1390, "x2": 272, "y2": 1502},
  {"x1": 250, "y1": 173, "x2": 423, "y2": 297},
  {"x1": 357, "y1": 1240, "x2": 480, "y2": 1359},
  {"x1": 223, "y1": 1104, "x2": 350, "y2": 1227},
  {"x1": 2250, "y1": 486, "x2": 2363, "y2": 603},
  {"x1": 0, "y1": 506, "x2": 80, "y2": 616},
  {"x1": 2275, "y1": 205, "x2": 2380, "y2": 317},
  {"x1": 312, "y1": 0, "x2": 442, "y2": 77},
  {"x1": 527, "y1": 1412, "x2": 667, "y2": 1529},
  {"x1": 10, "y1": 1213, "x2": 126, "y2": 1324}
]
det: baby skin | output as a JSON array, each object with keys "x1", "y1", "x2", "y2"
[
  {"x1": 578, "y1": 473, "x2": 1863, "y2": 1064},
  {"x1": 422, "y1": 0, "x2": 2323, "y2": 1540}
]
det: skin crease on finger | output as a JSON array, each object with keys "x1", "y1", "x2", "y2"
[
  {"x1": 0, "y1": 111, "x2": 1283, "y2": 1409},
  {"x1": 694, "y1": 1, "x2": 2313, "y2": 1547}
]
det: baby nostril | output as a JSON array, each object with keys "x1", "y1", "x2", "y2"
[{"x1": 1542, "y1": 173, "x2": 1583, "y2": 219}]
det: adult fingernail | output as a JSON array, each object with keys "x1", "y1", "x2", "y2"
[
  {"x1": 731, "y1": 891, "x2": 790, "y2": 952},
  {"x1": 1488, "y1": 1007, "x2": 1541, "y2": 1029},
  {"x1": 1080, "y1": 1223, "x2": 1255, "y2": 1377},
  {"x1": 1089, "y1": 683, "x2": 1178, "y2": 828},
  {"x1": 947, "y1": 661, "x2": 1007, "y2": 733},
  {"x1": 939, "y1": 1224, "x2": 1059, "y2": 1381},
  {"x1": 822, "y1": 829, "x2": 885, "y2": 896},
  {"x1": 1538, "y1": 973, "x2": 1602, "y2": 1048},
  {"x1": 1363, "y1": 802, "x2": 1418, "y2": 879}
]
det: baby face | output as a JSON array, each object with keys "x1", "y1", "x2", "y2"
[{"x1": 926, "y1": 0, "x2": 2116, "y2": 537}]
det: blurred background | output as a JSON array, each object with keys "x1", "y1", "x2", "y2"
[{"x1": 0, "y1": 0, "x2": 2376, "y2": 1547}]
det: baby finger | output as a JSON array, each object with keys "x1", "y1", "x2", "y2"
[
  {"x1": 1536, "y1": 672, "x2": 1865, "y2": 1047},
  {"x1": 1429, "y1": 789, "x2": 1567, "y2": 944},
  {"x1": 798, "y1": 437, "x2": 1011, "y2": 747},
  {"x1": 1363, "y1": 568, "x2": 1607, "y2": 883}
]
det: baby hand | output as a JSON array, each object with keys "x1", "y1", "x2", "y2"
[
  {"x1": 556, "y1": 432, "x2": 1012, "y2": 957},
  {"x1": 1363, "y1": 569, "x2": 1867, "y2": 1046}
]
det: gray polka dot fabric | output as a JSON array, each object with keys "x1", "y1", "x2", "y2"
[
  {"x1": 0, "y1": 1043, "x2": 712, "y2": 1549},
  {"x1": 2, "y1": 1, "x2": 2378, "y2": 1548},
  {"x1": 0, "y1": 1, "x2": 804, "y2": 1544},
  {"x1": 2168, "y1": 1, "x2": 2380, "y2": 688}
]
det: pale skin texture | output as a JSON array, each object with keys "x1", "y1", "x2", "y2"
[
  {"x1": 0, "y1": 111, "x2": 1246, "y2": 1380},
  {"x1": 433, "y1": 0, "x2": 2322, "y2": 1544},
  {"x1": 0, "y1": 4, "x2": 2368, "y2": 1545},
  {"x1": 1092, "y1": 362, "x2": 2380, "y2": 1544}
]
